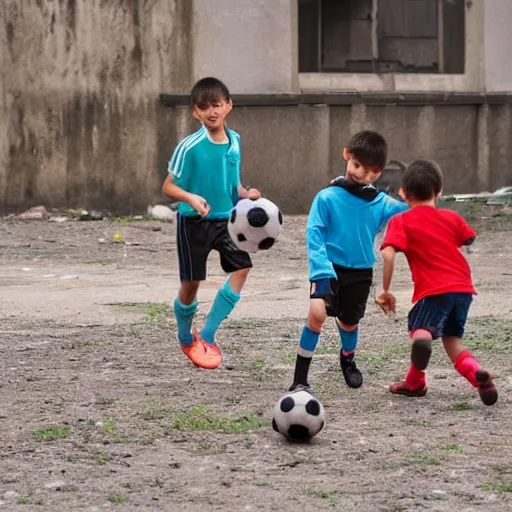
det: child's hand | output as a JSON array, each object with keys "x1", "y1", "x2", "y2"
[
  {"x1": 375, "y1": 291, "x2": 396, "y2": 314},
  {"x1": 247, "y1": 188, "x2": 261, "y2": 200},
  {"x1": 187, "y1": 193, "x2": 210, "y2": 217}
]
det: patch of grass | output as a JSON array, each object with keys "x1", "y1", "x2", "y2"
[
  {"x1": 280, "y1": 351, "x2": 297, "y2": 365},
  {"x1": 111, "y1": 302, "x2": 172, "y2": 324},
  {"x1": 189, "y1": 441, "x2": 227, "y2": 455},
  {"x1": 453, "y1": 401, "x2": 473, "y2": 410},
  {"x1": 17, "y1": 494, "x2": 43, "y2": 505},
  {"x1": 249, "y1": 358, "x2": 265, "y2": 371},
  {"x1": 96, "y1": 397, "x2": 119, "y2": 406},
  {"x1": 401, "y1": 419, "x2": 432, "y2": 427},
  {"x1": 244, "y1": 439, "x2": 253, "y2": 449},
  {"x1": 85, "y1": 259, "x2": 116, "y2": 265},
  {"x1": 492, "y1": 465, "x2": 509, "y2": 474},
  {"x1": 478, "y1": 482, "x2": 512, "y2": 493},
  {"x1": 230, "y1": 466, "x2": 255, "y2": 473},
  {"x1": 138, "y1": 399, "x2": 168, "y2": 421},
  {"x1": 83, "y1": 339, "x2": 104, "y2": 348},
  {"x1": 102, "y1": 418, "x2": 117, "y2": 436},
  {"x1": 107, "y1": 491, "x2": 128, "y2": 503},
  {"x1": 358, "y1": 354, "x2": 383, "y2": 375},
  {"x1": 94, "y1": 451, "x2": 111, "y2": 465},
  {"x1": 316, "y1": 345, "x2": 339, "y2": 355},
  {"x1": 406, "y1": 451, "x2": 441, "y2": 465},
  {"x1": 32, "y1": 425, "x2": 71, "y2": 441},
  {"x1": 298, "y1": 488, "x2": 348, "y2": 505},
  {"x1": 441, "y1": 444, "x2": 462, "y2": 452},
  {"x1": 254, "y1": 481, "x2": 274, "y2": 487},
  {"x1": 169, "y1": 406, "x2": 266, "y2": 433}
]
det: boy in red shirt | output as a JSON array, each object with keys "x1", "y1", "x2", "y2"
[{"x1": 376, "y1": 160, "x2": 498, "y2": 406}]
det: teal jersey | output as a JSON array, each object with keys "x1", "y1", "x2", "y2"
[{"x1": 168, "y1": 125, "x2": 241, "y2": 219}]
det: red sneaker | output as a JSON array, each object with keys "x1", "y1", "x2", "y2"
[
  {"x1": 180, "y1": 330, "x2": 223, "y2": 369},
  {"x1": 475, "y1": 369, "x2": 498, "y2": 406},
  {"x1": 389, "y1": 381, "x2": 428, "y2": 397}
]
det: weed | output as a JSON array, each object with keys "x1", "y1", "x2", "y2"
[
  {"x1": 107, "y1": 491, "x2": 128, "y2": 503},
  {"x1": 168, "y1": 406, "x2": 266, "y2": 433},
  {"x1": 406, "y1": 451, "x2": 440, "y2": 465},
  {"x1": 441, "y1": 444, "x2": 462, "y2": 452},
  {"x1": 453, "y1": 401, "x2": 473, "y2": 410},
  {"x1": 94, "y1": 452, "x2": 111, "y2": 465},
  {"x1": 32, "y1": 425, "x2": 71, "y2": 441},
  {"x1": 478, "y1": 482, "x2": 512, "y2": 492}
]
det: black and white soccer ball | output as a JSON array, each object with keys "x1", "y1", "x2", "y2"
[
  {"x1": 272, "y1": 389, "x2": 325, "y2": 442},
  {"x1": 228, "y1": 198, "x2": 283, "y2": 253}
]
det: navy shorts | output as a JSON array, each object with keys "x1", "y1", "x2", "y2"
[
  {"x1": 408, "y1": 292, "x2": 473, "y2": 339},
  {"x1": 176, "y1": 214, "x2": 252, "y2": 282}
]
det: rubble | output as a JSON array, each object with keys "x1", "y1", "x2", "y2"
[{"x1": 19, "y1": 206, "x2": 48, "y2": 220}]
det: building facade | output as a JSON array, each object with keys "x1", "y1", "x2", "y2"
[{"x1": 1, "y1": 0, "x2": 511, "y2": 214}]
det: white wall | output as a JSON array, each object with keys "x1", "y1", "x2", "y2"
[
  {"x1": 484, "y1": 0, "x2": 512, "y2": 92},
  {"x1": 192, "y1": 0, "x2": 298, "y2": 94}
]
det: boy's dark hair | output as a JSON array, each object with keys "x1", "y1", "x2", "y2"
[
  {"x1": 190, "y1": 77, "x2": 231, "y2": 108},
  {"x1": 402, "y1": 160, "x2": 443, "y2": 201},
  {"x1": 346, "y1": 131, "x2": 388, "y2": 170}
]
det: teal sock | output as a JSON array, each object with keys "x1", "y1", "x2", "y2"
[
  {"x1": 337, "y1": 323, "x2": 359, "y2": 354},
  {"x1": 200, "y1": 280, "x2": 240, "y2": 344},
  {"x1": 174, "y1": 297, "x2": 197, "y2": 346}
]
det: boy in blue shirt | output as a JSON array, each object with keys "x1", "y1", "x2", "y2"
[
  {"x1": 289, "y1": 131, "x2": 408, "y2": 391},
  {"x1": 162, "y1": 77, "x2": 260, "y2": 370}
]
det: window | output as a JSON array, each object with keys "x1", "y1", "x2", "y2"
[{"x1": 298, "y1": 0, "x2": 465, "y2": 74}]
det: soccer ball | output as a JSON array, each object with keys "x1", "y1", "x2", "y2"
[
  {"x1": 228, "y1": 198, "x2": 283, "y2": 253},
  {"x1": 272, "y1": 389, "x2": 325, "y2": 442}
]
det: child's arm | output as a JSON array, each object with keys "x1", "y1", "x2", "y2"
[
  {"x1": 376, "y1": 246, "x2": 397, "y2": 314},
  {"x1": 306, "y1": 193, "x2": 336, "y2": 292},
  {"x1": 161, "y1": 175, "x2": 210, "y2": 217}
]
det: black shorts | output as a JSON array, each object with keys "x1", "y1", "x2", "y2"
[
  {"x1": 176, "y1": 214, "x2": 252, "y2": 281},
  {"x1": 320, "y1": 265, "x2": 373, "y2": 325}
]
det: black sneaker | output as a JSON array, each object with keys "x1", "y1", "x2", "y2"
[
  {"x1": 340, "y1": 352, "x2": 363, "y2": 388},
  {"x1": 288, "y1": 382, "x2": 314, "y2": 394}
]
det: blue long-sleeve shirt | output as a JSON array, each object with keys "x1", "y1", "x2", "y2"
[{"x1": 307, "y1": 185, "x2": 408, "y2": 281}]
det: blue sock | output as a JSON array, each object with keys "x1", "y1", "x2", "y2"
[
  {"x1": 293, "y1": 326, "x2": 320, "y2": 386},
  {"x1": 298, "y1": 326, "x2": 320, "y2": 357},
  {"x1": 200, "y1": 280, "x2": 240, "y2": 344},
  {"x1": 337, "y1": 323, "x2": 359, "y2": 354},
  {"x1": 174, "y1": 297, "x2": 197, "y2": 346}
]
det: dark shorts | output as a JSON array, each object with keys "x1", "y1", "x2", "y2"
[
  {"x1": 176, "y1": 214, "x2": 252, "y2": 282},
  {"x1": 316, "y1": 265, "x2": 373, "y2": 326},
  {"x1": 408, "y1": 292, "x2": 473, "y2": 339}
]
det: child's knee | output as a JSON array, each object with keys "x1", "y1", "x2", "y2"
[
  {"x1": 338, "y1": 321, "x2": 358, "y2": 332},
  {"x1": 307, "y1": 302, "x2": 327, "y2": 331}
]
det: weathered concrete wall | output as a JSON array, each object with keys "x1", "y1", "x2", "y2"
[
  {"x1": 192, "y1": 0, "x2": 298, "y2": 94},
  {"x1": 484, "y1": 0, "x2": 512, "y2": 92},
  {"x1": 0, "y1": 0, "x2": 192, "y2": 213},
  {"x1": 161, "y1": 102, "x2": 512, "y2": 214}
]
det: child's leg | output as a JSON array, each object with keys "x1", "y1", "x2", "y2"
[
  {"x1": 290, "y1": 298, "x2": 326, "y2": 391},
  {"x1": 335, "y1": 268, "x2": 373, "y2": 389},
  {"x1": 200, "y1": 268, "x2": 249, "y2": 344},
  {"x1": 443, "y1": 336, "x2": 498, "y2": 406},
  {"x1": 443, "y1": 293, "x2": 497, "y2": 406},
  {"x1": 174, "y1": 281, "x2": 200, "y2": 345},
  {"x1": 336, "y1": 320, "x2": 363, "y2": 388},
  {"x1": 390, "y1": 329, "x2": 432, "y2": 396}
]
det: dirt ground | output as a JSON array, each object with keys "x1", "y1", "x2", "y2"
[{"x1": 1, "y1": 213, "x2": 511, "y2": 512}]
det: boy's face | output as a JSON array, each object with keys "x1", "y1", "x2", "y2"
[
  {"x1": 343, "y1": 149, "x2": 382, "y2": 185},
  {"x1": 192, "y1": 98, "x2": 232, "y2": 132}
]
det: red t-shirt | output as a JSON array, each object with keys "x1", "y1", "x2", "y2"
[{"x1": 381, "y1": 205, "x2": 476, "y2": 303}]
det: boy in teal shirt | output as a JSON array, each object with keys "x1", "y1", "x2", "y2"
[{"x1": 162, "y1": 77, "x2": 260, "y2": 369}]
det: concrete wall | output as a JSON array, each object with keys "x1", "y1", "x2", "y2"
[
  {"x1": 0, "y1": 0, "x2": 192, "y2": 213},
  {"x1": 192, "y1": 0, "x2": 298, "y2": 94},
  {"x1": 160, "y1": 101, "x2": 512, "y2": 214},
  {"x1": 484, "y1": 0, "x2": 512, "y2": 92}
]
